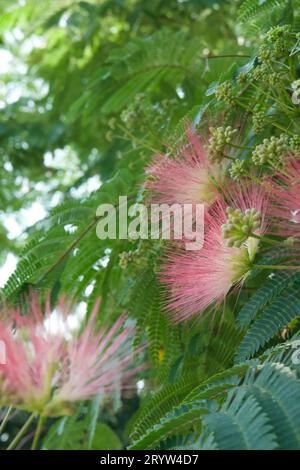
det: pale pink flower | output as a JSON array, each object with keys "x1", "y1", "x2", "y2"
[
  {"x1": 162, "y1": 183, "x2": 269, "y2": 322},
  {"x1": 268, "y1": 158, "x2": 300, "y2": 237},
  {"x1": 0, "y1": 295, "x2": 140, "y2": 416},
  {"x1": 146, "y1": 128, "x2": 225, "y2": 208}
]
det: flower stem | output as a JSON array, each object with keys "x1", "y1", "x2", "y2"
[
  {"x1": 229, "y1": 143, "x2": 253, "y2": 151},
  {"x1": 31, "y1": 415, "x2": 46, "y2": 450},
  {"x1": 249, "y1": 232, "x2": 296, "y2": 248},
  {"x1": 235, "y1": 99, "x2": 252, "y2": 113},
  {"x1": 249, "y1": 233, "x2": 279, "y2": 246},
  {"x1": 0, "y1": 406, "x2": 13, "y2": 435},
  {"x1": 7, "y1": 413, "x2": 36, "y2": 450},
  {"x1": 223, "y1": 154, "x2": 236, "y2": 162},
  {"x1": 254, "y1": 265, "x2": 300, "y2": 271},
  {"x1": 271, "y1": 121, "x2": 294, "y2": 136}
]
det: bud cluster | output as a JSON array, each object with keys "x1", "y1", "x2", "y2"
[
  {"x1": 252, "y1": 135, "x2": 289, "y2": 167},
  {"x1": 222, "y1": 207, "x2": 262, "y2": 248},
  {"x1": 119, "y1": 250, "x2": 135, "y2": 269},
  {"x1": 290, "y1": 134, "x2": 300, "y2": 151},
  {"x1": 215, "y1": 82, "x2": 235, "y2": 105},
  {"x1": 206, "y1": 126, "x2": 237, "y2": 162},
  {"x1": 252, "y1": 108, "x2": 265, "y2": 134},
  {"x1": 292, "y1": 79, "x2": 300, "y2": 104},
  {"x1": 229, "y1": 159, "x2": 246, "y2": 181},
  {"x1": 266, "y1": 25, "x2": 292, "y2": 57}
]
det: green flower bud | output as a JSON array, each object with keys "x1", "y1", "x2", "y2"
[
  {"x1": 252, "y1": 135, "x2": 289, "y2": 167},
  {"x1": 266, "y1": 25, "x2": 291, "y2": 57},
  {"x1": 222, "y1": 207, "x2": 262, "y2": 247},
  {"x1": 252, "y1": 109, "x2": 265, "y2": 134},
  {"x1": 206, "y1": 126, "x2": 237, "y2": 162},
  {"x1": 215, "y1": 81, "x2": 235, "y2": 105},
  {"x1": 119, "y1": 251, "x2": 134, "y2": 269},
  {"x1": 229, "y1": 159, "x2": 246, "y2": 180},
  {"x1": 290, "y1": 135, "x2": 300, "y2": 151}
]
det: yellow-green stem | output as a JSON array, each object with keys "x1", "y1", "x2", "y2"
[
  {"x1": 7, "y1": 413, "x2": 36, "y2": 450},
  {"x1": 0, "y1": 406, "x2": 13, "y2": 435},
  {"x1": 249, "y1": 232, "x2": 290, "y2": 247},
  {"x1": 249, "y1": 233, "x2": 276, "y2": 245},
  {"x1": 31, "y1": 415, "x2": 46, "y2": 450},
  {"x1": 255, "y1": 265, "x2": 300, "y2": 271}
]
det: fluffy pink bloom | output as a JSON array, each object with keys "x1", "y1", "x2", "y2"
[
  {"x1": 162, "y1": 183, "x2": 269, "y2": 322},
  {"x1": 0, "y1": 295, "x2": 140, "y2": 416},
  {"x1": 268, "y1": 157, "x2": 300, "y2": 238},
  {"x1": 146, "y1": 128, "x2": 225, "y2": 208}
]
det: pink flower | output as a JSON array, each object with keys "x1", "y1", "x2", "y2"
[
  {"x1": 268, "y1": 158, "x2": 300, "y2": 237},
  {"x1": 162, "y1": 183, "x2": 269, "y2": 322},
  {"x1": 0, "y1": 294, "x2": 140, "y2": 416},
  {"x1": 146, "y1": 128, "x2": 225, "y2": 208}
]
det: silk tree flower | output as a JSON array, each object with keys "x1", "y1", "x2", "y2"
[
  {"x1": 162, "y1": 183, "x2": 269, "y2": 322},
  {"x1": 0, "y1": 295, "x2": 140, "y2": 416},
  {"x1": 268, "y1": 157, "x2": 300, "y2": 238},
  {"x1": 146, "y1": 128, "x2": 226, "y2": 208}
]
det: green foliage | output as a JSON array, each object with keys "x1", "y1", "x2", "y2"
[
  {"x1": 128, "y1": 375, "x2": 201, "y2": 443},
  {"x1": 129, "y1": 362, "x2": 300, "y2": 450},
  {"x1": 82, "y1": 29, "x2": 202, "y2": 116},
  {"x1": 236, "y1": 272, "x2": 300, "y2": 329},
  {"x1": 43, "y1": 416, "x2": 122, "y2": 450},
  {"x1": 238, "y1": 0, "x2": 289, "y2": 23},
  {"x1": 233, "y1": 271, "x2": 300, "y2": 361},
  {"x1": 202, "y1": 394, "x2": 277, "y2": 450},
  {"x1": 236, "y1": 282, "x2": 300, "y2": 361}
]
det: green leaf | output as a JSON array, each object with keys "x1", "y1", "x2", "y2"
[
  {"x1": 43, "y1": 417, "x2": 122, "y2": 450},
  {"x1": 236, "y1": 283, "x2": 300, "y2": 362}
]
